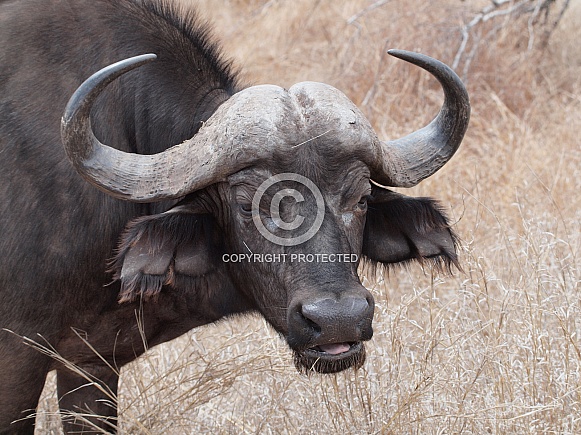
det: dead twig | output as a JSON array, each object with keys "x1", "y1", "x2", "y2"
[{"x1": 453, "y1": 0, "x2": 571, "y2": 77}]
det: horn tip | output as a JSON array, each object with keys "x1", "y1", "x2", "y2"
[
  {"x1": 387, "y1": 48, "x2": 410, "y2": 57},
  {"x1": 387, "y1": 49, "x2": 426, "y2": 64}
]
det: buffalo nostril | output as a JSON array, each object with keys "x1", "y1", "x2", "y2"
[
  {"x1": 300, "y1": 303, "x2": 322, "y2": 327},
  {"x1": 298, "y1": 306, "x2": 322, "y2": 334},
  {"x1": 300, "y1": 296, "x2": 370, "y2": 335}
]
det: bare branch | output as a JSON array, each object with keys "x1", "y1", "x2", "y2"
[
  {"x1": 453, "y1": 0, "x2": 571, "y2": 77},
  {"x1": 347, "y1": 0, "x2": 393, "y2": 25}
]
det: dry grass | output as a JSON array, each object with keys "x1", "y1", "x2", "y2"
[{"x1": 34, "y1": 0, "x2": 580, "y2": 433}]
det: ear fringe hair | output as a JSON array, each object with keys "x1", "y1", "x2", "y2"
[
  {"x1": 117, "y1": 272, "x2": 168, "y2": 303},
  {"x1": 110, "y1": 213, "x2": 201, "y2": 303},
  {"x1": 362, "y1": 195, "x2": 462, "y2": 277},
  {"x1": 361, "y1": 226, "x2": 461, "y2": 279}
]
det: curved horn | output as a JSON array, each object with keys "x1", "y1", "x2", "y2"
[
  {"x1": 373, "y1": 50, "x2": 470, "y2": 187},
  {"x1": 61, "y1": 55, "x2": 283, "y2": 202}
]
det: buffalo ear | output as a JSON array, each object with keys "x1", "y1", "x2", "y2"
[
  {"x1": 362, "y1": 186, "x2": 459, "y2": 270},
  {"x1": 111, "y1": 206, "x2": 222, "y2": 303}
]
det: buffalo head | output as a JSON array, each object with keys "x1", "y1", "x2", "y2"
[{"x1": 60, "y1": 50, "x2": 469, "y2": 373}]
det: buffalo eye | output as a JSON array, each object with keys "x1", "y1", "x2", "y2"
[
  {"x1": 356, "y1": 195, "x2": 369, "y2": 211},
  {"x1": 238, "y1": 203, "x2": 253, "y2": 216}
]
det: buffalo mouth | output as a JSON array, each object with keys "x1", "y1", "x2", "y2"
[{"x1": 293, "y1": 341, "x2": 366, "y2": 374}]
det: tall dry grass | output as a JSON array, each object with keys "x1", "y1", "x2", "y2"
[{"x1": 34, "y1": 0, "x2": 580, "y2": 433}]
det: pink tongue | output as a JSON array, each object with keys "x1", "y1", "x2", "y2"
[{"x1": 318, "y1": 343, "x2": 351, "y2": 355}]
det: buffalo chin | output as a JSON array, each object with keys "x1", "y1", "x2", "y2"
[{"x1": 293, "y1": 342, "x2": 366, "y2": 374}]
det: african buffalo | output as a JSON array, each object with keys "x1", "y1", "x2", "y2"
[{"x1": 0, "y1": 0, "x2": 469, "y2": 432}]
